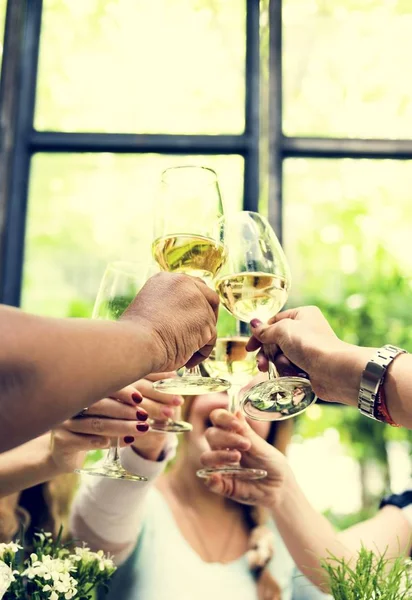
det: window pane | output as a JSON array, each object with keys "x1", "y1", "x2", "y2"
[
  {"x1": 283, "y1": 0, "x2": 412, "y2": 138},
  {"x1": 35, "y1": 0, "x2": 245, "y2": 134},
  {"x1": 284, "y1": 158, "x2": 412, "y2": 517},
  {"x1": 22, "y1": 153, "x2": 244, "y2": 317},
  {"x1": 0, "y1": 0, "x2": 7, "y2": 81},
  {"x1": 284, "y1": 158, "x2": 412, "y2": 348}
]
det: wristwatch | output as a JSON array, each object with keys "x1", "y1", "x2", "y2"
[{"x1": 358, "y1": 344, "x2": 407, "y2": 420}]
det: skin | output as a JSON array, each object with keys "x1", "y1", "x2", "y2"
[
  {"x1": 0, "y1": 272, "x2": 219, "y2": 452},
  {"x1": 0, "y1": 384, "x2": 148, "y2": 498},
  {"x1": 70, "y1": 375, "x2": 273, "y2": 567},
  {"x1": 202, "y1": 409, "x2": 412, "y2": 593},
  {"x1": 247, "y1": 306, "x2": 412, "y2": 428}
]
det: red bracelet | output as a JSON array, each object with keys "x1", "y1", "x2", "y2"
[{"x1": 375, "y1": 383, "x2": 400, "y2": 427}]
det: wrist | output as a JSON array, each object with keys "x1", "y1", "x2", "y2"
[
  {"x1": 131, "y1": 437, "x2": 170, "y2": 462},
  {"x1": 320, "y1": 342, "x2": 375, "y2": 407},
  {"x1": 39, "y1": 434, "x2": 66, "y2": 478},
  {"x1": 117, "y1": 318, "x2": 163, "y2": 375}
]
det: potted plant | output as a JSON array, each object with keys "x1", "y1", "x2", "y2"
[{"x1": 321, "y1": 546, "x2": 412, "y2": 600}]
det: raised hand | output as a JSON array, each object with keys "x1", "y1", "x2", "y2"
[{"x1": 200, "y1": 409, "x2": 288, "y2": 509}]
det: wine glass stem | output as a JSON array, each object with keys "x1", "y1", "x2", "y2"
[
  {"x1": 264, "y1": 345, "x2": 280, "y2": 380},
  {"x1": 183, "y1": 365, "x2": 201, "y2": 377},
  {"x1": 229, "y1": 385, "x2": 240, "y2": 414},
  {"x1": 104, "y1": 438, "x2": 121, "y2": 466}
]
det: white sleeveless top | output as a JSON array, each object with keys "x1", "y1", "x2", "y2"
[{"x1": 100, "y1": 488, "x2": 331, "y2": 600}]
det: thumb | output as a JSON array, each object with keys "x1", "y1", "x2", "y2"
[
  {"x1": 235, "y1": 411, "x2": 270, "y2": 453},
  {"x1": 250, "y1": 318, "x2": 293, "y2": 350}
]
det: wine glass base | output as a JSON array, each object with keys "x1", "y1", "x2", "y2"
[
  {"x1": 75, "y1": 464, "x2": 147, "y2": 482},
  {"x1": 241, "y1": 377, "x2": 316, "y2": 422},
  {"x1": 153, "y1": 376, "x2": 230, "y2": 395},
  {"x1": 196, "y1": 466, "x2": 267, "y2": 480},
  {"x1": 149, "y1": 419, "x2": 193, "y2": 433}
]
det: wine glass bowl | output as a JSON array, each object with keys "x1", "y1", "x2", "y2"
[
  {"x1": 151, "y1": 165, "x2": 230, "y2": 396},
  {"x1": 215, "y1": 212, "x2": 317, "y2": 421},
  {"x1": 196, "y1": 314, "x2": 267, "y2": 481}
]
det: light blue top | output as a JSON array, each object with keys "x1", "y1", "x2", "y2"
[{"x1": 100, "y1": 488, "x2": 331, "y2": 600}]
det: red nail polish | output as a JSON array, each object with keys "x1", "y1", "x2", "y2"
[
  {"x1": 136, "y1": 408, "x2": 148, "y2": 421},
  {"x1": 250, "y1": 319, "x2": 262, "y2": 328},
  {"x1": 136, "y1": 422, "x2": 149, "y2": 432},
  {"x1": 132, "y1": 392, "x2": 142, "y2": 404},
  {"x1": 124, "y1": 436, "x2": 135, "y2": 444}
]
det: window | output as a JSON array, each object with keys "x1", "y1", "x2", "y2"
[{"x1": 0, "y1": 0, "x2": 411, "y2": 518}]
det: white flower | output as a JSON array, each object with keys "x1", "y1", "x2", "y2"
[
  {"x1": 73, "y1": 545, "x2": 115, "y2": 571},
  {"x1": 0, "y1": 541, "x2": 22, "y2": 559},
  {"x1": 22, "y1": 554, "x2": 77, "y2": 598},
  {"x1": 0, "y1": 560, "x2": 16, "y2": 599}
]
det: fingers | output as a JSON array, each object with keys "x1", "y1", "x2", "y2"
[
  {"x1": 64, "y1": 415, "x2": 149, "y2": 438},
  {"x1": 203, "y1": 474, "x2": 257, "y2": 505},
  {"x1": 185, "y1": 335, "x2": 216, "y2": 368},
  {"x1": 143, "y1": 372, "x2": 178, "y2": 383},
  {"x1": 205, "y1": 427, "x2": 251, "y2": 452},
  {"x1": 52, "y1": 428, "x2": 111, "y2": 452},
  {"x1": 140, "y1": 397, "x2": 178, "y2": 421},
  {"x1": 83, "y1": 398, "x2": 138, "y2": 420},
  {"x1": 192, "y1": 277, "x2": 220, "y2": 320},
  {"x1": 256, "y1": 352, "x2": 269, "y2": 372},
  {"x1": 209, "y1": 408, "x2": 246, "y2": 434},
  {"x1": 109, "y1": 384, "x2": 143, "y2": 406},
  {"x1": 200, "y1": 449, "x2": 242, "y2": 467},
  {"x1": 134, "y1": 378, "x2": 183, "y2": 407}
]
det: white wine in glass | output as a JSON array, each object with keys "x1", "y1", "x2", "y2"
[
  {"x1": 75, "y1": 261, "x2": 150, "y2": 481},
  {"x1": 196, "y1": 325, "x2": 267, "y2": 481},
  {"x1": 152, "y1": 165, "x2": 230, "y2": 396},
  {"x1": 216, "y1": 211, "x2": 317, "y2": 422}
]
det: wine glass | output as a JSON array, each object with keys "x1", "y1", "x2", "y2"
[
  {"x1": 75, "y1": 262, "x2": 190, "y2": 481},
  {"x1": 151, "y1": 165, "x2": 230, "y2": 396},
  {"x1": 215, "y1": 211, "x2": 317, "y2": 421},
  {"x1": 196, "y1": 313, "x2": 267, "y2": 480}
]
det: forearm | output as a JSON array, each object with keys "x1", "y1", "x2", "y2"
[
  {"x1": 0, "y1": 306, "x2": 155, "y2": 452},
  {"x1": 0, "y1": 434, "x2": 61, "y2": 498},
  {"x1": 71, "y1": 443, "x2": 175, "y2": 564},
  {"x1": 338, "y1": 504, "x2": 412, "y2": 558},
  {"x1": 272, "y1": 469, "x2": 353, "y2": 591},
  {"x1": 326, "y1": 344, "x2": 412, "y2": 428}
]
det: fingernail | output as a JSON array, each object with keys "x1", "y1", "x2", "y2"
[
  {"x1": 250, "y1": 319, "x2": 262, "y2": 328},
  {"x1": 162, "y1": 407, "x2": 174, "y2": 418},
  {"x1": 172, "y1": 396, "x2": 183, "y2": 406},
  {"x1": 132, "y1": 392, "x2": 142, "y2": 404},
  {"x1": 136, "y1": 408, "x2": 148, "y2": 421},
  {"x1": 136, "y1": 422, "x2": 149, "y2": 432},
  {"x1": 124, "y1": 436, "x2": 135, "y2": 444}
]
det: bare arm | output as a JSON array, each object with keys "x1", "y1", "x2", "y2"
[
  {"x1": 249, "y1": 307, "x2": 412, "y2": 429},
  {"x1": 0, "y1": 272, "x2": 219, "y2": 452},
  {"x1": 330, "y1": 346, "x2": 412, "y2": 430},
  {"x1": 202, "y1": 409, "x2": 412, "y2": 594},
  {"x1": 338, "y1": 504, "x2": 412, "y2": 556},
  {"x1": 0, "y1": 306, "x2": 154, "y2": 452},
  {"x1": 0, "y1": 434, "x2": 61, "y2": 498},
  {"x1": 272, "y1": 472, "x2": 412, "y2": 591}
]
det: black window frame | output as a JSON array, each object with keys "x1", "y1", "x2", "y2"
[{"x1": 1, "y1": 0, "x2": 412, "y2": 306}]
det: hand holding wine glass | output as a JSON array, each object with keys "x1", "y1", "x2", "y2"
[
  {"x1": 151, "y1": 165, "x2": 230, "y2": 395},
  {"x1": 215, "y1": 211, "x2": 317, "y2": 421},
  {"x1": 196, "y1": 313, "x2": 267, "y2": 480}
]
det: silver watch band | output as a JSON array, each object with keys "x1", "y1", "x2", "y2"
[{"x1": 358, "y1": 344, "x2": 407, "y2": 420}]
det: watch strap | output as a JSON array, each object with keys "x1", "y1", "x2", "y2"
[{"x1": 358, "y1": 344, "x2": 406, "y2": 421}]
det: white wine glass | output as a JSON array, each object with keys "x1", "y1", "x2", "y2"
[
  {"x1": 215, "y1": 211, "x2": 317, "y2": 421},
  {"x1": 75, "y1": 261, "x2": 150, "y2": 480},
  {"x1": 75, "y1": 262, "x2": 191, "y2": 483},
  {"x1": 196, "y1": 313, "x2": 267, "y2": 480},
  {"x1": 152, "y1": 165, "x2": 230, "y2": 396}
]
